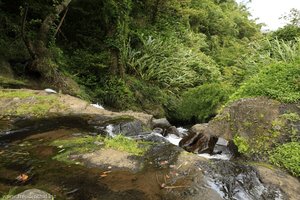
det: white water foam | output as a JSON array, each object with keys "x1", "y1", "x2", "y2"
[
  {"x1": 198, "y1": 153, "x2": 232, "y2": 160},
  {"x1": 105, "y1": 124, "x2": 114, "y2": 137},
  {"x1": 164, "y1": 134, "x2": 182, "y2": 146},
  {"x1": 90, "y1": 103, "x2": 104, "y2": 109},
  {"x1": 177, "y1": 127, "x2": 188, "y2": 135}
]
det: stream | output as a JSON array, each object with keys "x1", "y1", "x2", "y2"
[{"x1": 0, "y1": 121, "x2": 286, "y2": 199}]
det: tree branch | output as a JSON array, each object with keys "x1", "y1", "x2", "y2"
[
  {"x1": 21, "y1": 5, "x2": 36, "y2": 60},
  {"x1": 54, "y1": 6, "x2": 69, "y2": 37},
  {"x1": 38, "y1": 0, "x2": 72, "y2": 43}
]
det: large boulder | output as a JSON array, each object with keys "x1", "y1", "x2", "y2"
[
  {"x1": 198, "y1": 97, "x2": 300, "y2": 158},
  {"x1": 151, "y1": 118, "x2": 171, "y2": 129},
  {"x1": 206, "y1": 98, "x2": 281, "y2": 140},
  {"x1": 254, "y1": 165, "x2": 300, "y2": 200},
  {"x1": 0, "y1": 89, "x2": 153, "y2": 139},
  {"x1": 111, "y1": 120, "x2": 145, "y2": 137},
  {"x1": 11, "y1": 189, "x2": 53, "y2": 200}
]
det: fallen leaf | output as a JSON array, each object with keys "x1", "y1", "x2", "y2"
[{"x1": 16, "y1": 174, "x2": 29, "y2": 182}]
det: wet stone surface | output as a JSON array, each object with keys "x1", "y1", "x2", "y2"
[
  {"x1": 0, "y1": 119, "x2": 299, "y2": 200},
  {"x1": 197, "y1": 160, "x2": 286, "y2": 200}
]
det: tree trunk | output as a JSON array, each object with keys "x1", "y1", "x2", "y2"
[
  {"x1": 21, "y1": 0, "x2": 73, "y2": 90},
  {"x1": 22, "y1": 0, "x2": 71, "y2": 68}
]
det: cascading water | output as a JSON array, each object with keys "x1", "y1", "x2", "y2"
[
  {"x1": 149, "y1": 126, "x2": 284, "y2": 200},
  {"x1": 102, "y1": 124, "x2": 284, "y2": 200}
]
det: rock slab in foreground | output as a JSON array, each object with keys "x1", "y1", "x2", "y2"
[{"x1": 11, "y1": 189, "x2": 53, "y2": 200}]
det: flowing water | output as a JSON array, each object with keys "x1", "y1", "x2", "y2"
[{"x1": 0, "y1": 123, "x2": 285, "y2": 199}]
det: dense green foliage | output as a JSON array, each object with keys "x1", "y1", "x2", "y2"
[
  {"x1": 231, "y1": 59, "x2": 300, "y2": 103},
  {"x1": 0, "y1": 0, "x2": 298, "y2": 121},
  {"x1": 269, "y1": 142, "x2": 300, "y2": 176},
  {"x1": 167, "y1": 83, "x2": 229, "y2": 123},
  {"x1": 0, "y1": 0, "x2": 262, "y2": 121}
]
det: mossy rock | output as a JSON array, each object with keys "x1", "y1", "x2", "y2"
[{"x1": 205, "y1": 97, "x2": 300, "y2": 159}]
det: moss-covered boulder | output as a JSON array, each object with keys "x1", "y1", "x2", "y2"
[
  {"x1": 202, "y1": 97, "x2": 299, "y2": 160},
  {"x1": 0, "y1": 89, "x2": 153, "y2": 139}
]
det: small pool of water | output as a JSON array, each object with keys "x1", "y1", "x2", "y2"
[{"x1": 0, "y1": 128, "x2": 166, "y2": 199}]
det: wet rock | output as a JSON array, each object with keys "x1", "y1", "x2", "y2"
[
  {"x1": 152, "y1": 127, "x2": 163, "y2": 135},
  {"x1": 143, "y1": 132, "x2": 169, "y2": 143},
  {"x1": 199, "y1": 160, "x2": 285, "y2": 200},
  {"x1": 151, "y1": 118, "x2": 171, "y2": 129},
  {"x1": 72, "y1": 132, "x2": 82, "y2": 137},
  {"x1": 166, "y1": 152, "x2": 223, "y2": 200},
  {"x1": 112, "y1": 120, "x2": 145, "y2": 137},
  {"x1": 165, "y1": 126, "x2": 181, "y2": 137},
  {"x1": 88, "y1": 132, "x2": 99, "y2": 136},
  {"x1": 80, "y1": 149, "x2": 140, "y2": 171},
  {"x1": 190, "y1": 123, "x2": 209, "y2": 133},
  {"x1": 11, "y1": 189, "x2": 53, "y2": 200},
  {"x1": 179, "y1": 124, "x2": 218, "y2": 154},
  {"x1": 255, "y1": 165, "x2": 300, "y2": 200}
]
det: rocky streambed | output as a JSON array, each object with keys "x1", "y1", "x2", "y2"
[{"x1": 0, "y1": 89, "x2": 299, "y2": 199}]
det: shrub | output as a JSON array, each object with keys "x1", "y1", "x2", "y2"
[
  {"x1": 269, "y1": 142, "x2": 300, "y2": 176},
  {"x1": 230, "y1": 60, "x2": 300, "y2": 103},
  {"x1": 94, "y1": 77, "x2": 136, "y2": 109},
  {"x1": 233, "y1": 135, "x2": 250, "y2": 154},
  {"x1": 167, "y1": 83, "x2": 229, "y2": 123}
]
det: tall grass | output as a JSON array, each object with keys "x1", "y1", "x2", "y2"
[
  {"x1": 122, "y1": 34, "x2": 220, "y2": 91},
  {"x1": 266, "y1": 37, "x2": 300, "y2": 62}
]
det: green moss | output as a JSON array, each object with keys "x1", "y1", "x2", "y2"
[
  {"x1": 0, "y1": 90, "x2": 35, "y2": 99},
  {"x1": 51, "y1": 136, "x2": 101, "y2": 164},
  {"x1": 269, "y1": 142, "x2": 300, "y2": 176},
  {"x1": 251, "y1": 130, "x2": 280, "y2": 154},
  {"x1": 230, "y1": 61, "x2": 300, "y2": 103},
  {"x1": 242, "y1": 121, "x2": 252, "y2": 128},
  {"x1": 0, "y1": 76, "x2": 26, "y2": 88},
  {"x1": 51, "y1": 135, "x2": 151, "y2": 164},
  {"x1": 105, "y1": 115, "x2": 135, "y2": 124},
  {"x1": 280, "y1": 112, "x2": 300, "y2": 122},
  {"x1": 0, "y1": 90, "x2": 65, "y2": 117},
  {"x1": 104, "y1": 135, "x2": 151, "y2": 156},
  {"x1": 233, "y1": 135, "x2": 250, "y2": 154}
]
